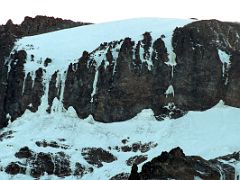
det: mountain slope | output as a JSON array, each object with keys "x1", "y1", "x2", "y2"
[{"x1": 0, "y1": 17, "x2": 240, "y2": 179}]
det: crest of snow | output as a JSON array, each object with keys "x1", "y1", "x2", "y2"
[
  {"x1": 165, "y1": 85, "x2": 174, "y2": 97},
  {"x1": 6, "y1": 113, "x2": 11, "y2": 120},
  {"x1": 65, "y1": 106, "x2": 79, "y2": 118},
  {"x1": 213, "y1": 100, "x2": 225, "y2": 108},
  {"x1": 51, "y1": 98, "x2": 66, "y2": 113}
]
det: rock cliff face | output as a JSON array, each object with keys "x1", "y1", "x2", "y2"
[
  {"x1": 0, "y1": 16, "x2": 89, "y2": 127},
  {"x1": 1, "y1": 18, "x2": 240, "y2": 127},
  {"x1": 129, "y1": 147, "x2": 238, "y2": 180},
  {"x1": 173, "y1": 20, "x2": 240, "y2": 111}
]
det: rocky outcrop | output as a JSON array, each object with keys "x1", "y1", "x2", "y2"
[
  {"x1": 5, "y1": 146, "x2": 93, "y2": 178},
  {"x1": 129, "y1": 147, "x2": 236, "y2": 180},
  {"x1": 81, "y1": 147, "x2": 117, "y2": 167},
  {"x1": 0, "y1": 16, "x2": 89, "y2": 127},
  {"x1": 20, "y1": 15, "x2": 90, "y2": 36},
  {"x1": 172, "y1": 20, "x2": 240, "y2": 111},
  {"x1": 126, "y1": 155, "x2": 148, "y2": 166},
  {"x1": 110, "y1": 173, "x2": 130, "y2": 180}
]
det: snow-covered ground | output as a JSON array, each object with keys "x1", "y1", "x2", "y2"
[{"x1": 0, "y1": 101, "x2": 240, "y2": 179}]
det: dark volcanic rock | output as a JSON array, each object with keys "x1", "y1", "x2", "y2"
[
  {"x1": 5, "y1": 162, "x2": 26, "y2": 175},
  {"x1": 20, "y1": 15, "x2": 90, "y2": 36},
  {"x1": 172, "y1": 20, "x2": 240, "y2": 111},
  {"x1": 126, "y1": 155, "x2": 148, "y2": 166},
  {"x1": 15, "y1": 146, "x2": 33, "y2": 158},
  {"x1": 47, "y1": 71, "x2": 60, "y2": 112},
  {"x1": 120, "y1": 141, "x2": 157, "y2": 153},
  {"x1": 0, "y1": 16, "x2": 89, "y2": 127},
  {"x1": 128, "y1": 164, "x2": 140, "y2": 180},
  {"x1": 63, "y1": 51, "x2": 96, "y2": 118},
  {"x1": 110, "y1": 172, "x2": 130, "y2": 180},
  {"x1": 35, "y1": 140, "x2": 69, "y2": 149},
  {"x1": 8, "y1": 147, "x2": 74, "y2": 178},
  {"x1": 129, "y1": 147, "x2": 235, "y2": 180},
  {"x1": 81, "y1": 147, "x2": 117, "y2": 167},
  {"x1": 0, "y1": 130, "x2": 14, "y2": 141},
  {"x1": 74, "y1": 162, "x2": 93, "y2": 177}
]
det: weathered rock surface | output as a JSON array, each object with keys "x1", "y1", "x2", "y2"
[
  {"x1": 5, "y1": 146, "x2": 93, "y2": 178},
  {"x1": 0, "y1": 16, "x2": 89, "y2": 127},
  {"x1": 20, "y1": 15, "x2": 90, "y2": 36},
  {"x1": 35, "y1": 140, "x2": 69, "y2": 149},
  {"x1": 129, "y1": 147, "x2": 236, "y2": 180},
  {"x1": 126, "y1": 155, "x2": 148, "y2": 166},
  {"x1": 110, "y1": 172, "x2": 130, "y2": 180},
  {"x1": 172, "y1": 20, "x2": 240, "y2": 111},
  {"x1": 81, "y1": 147, "x2": 117, "y2": 167}
]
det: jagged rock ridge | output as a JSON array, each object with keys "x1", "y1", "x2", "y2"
[{"x1": 128, "y1": 147, "x2": 239, "y2": 180}]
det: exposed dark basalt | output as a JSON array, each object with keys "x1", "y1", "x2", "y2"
[
  {"x1": 129, "y1": 147, "x2": 236, "y2": 180},
  {"x1": 173, "y1": 20, "x2": 240, "y2": 111},
  {"x1": 110, "y1": 173, "x2": 130, "y2": 180},
  {"x1": 0, "y1": 16, "x2": 89, "y2": 127},
  {"x1": 0, "y1": 130, "x2": 14, "y2": 141},
  {"x1": 63, "y1": 51, "x2": 96, "y2": 118},
  {"x1": 81, "y1": 147, "x2": 117, "y2": 167},
  {"x1": 126, "y1": 155, "x2": 148, "y2": 166},
  {"x1": 35, "y1": 140, "x2": 69, "y2": 149},
  {"x1": 20, "y1": 15, "x2": 91, "y2": 36},
  {"x1": 6, "y1": 146, "x2": 93, "y2": 178},
  {"x1": 63, "y1": 34, "x2": 170, "y2": 122},
  {"x1": 47, "y1": 71, "x2": 60, "y2": 112}
]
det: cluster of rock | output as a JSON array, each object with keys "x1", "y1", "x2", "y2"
[
  {"x1": 5, "y1": 146, "x2": 93, "y2": 178},
  {"x1": 3, "y1": 146, "x2": 118, "y2": 178},
  {"x1": 128, "y1": 147, "x2": 238, "y2": 180}
]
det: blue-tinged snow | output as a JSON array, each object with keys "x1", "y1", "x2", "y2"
[
  {"x1": 0, "y1": 101, "x2": 240, "y2": 179},
  {"x1": 218, "y1": 49, "x2": 231, "y2": 77},
  {"x1": 218, "y1": 49, "x2": 230, "y2": 64}
]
